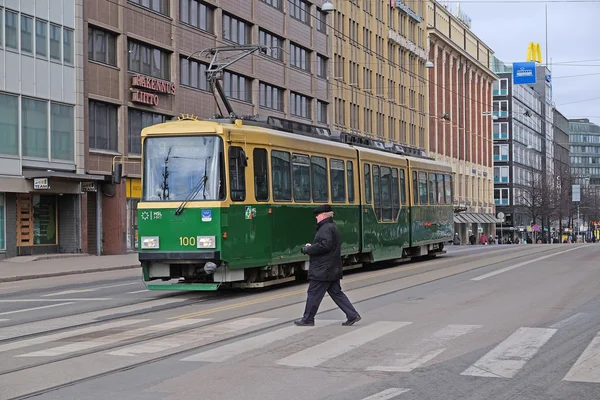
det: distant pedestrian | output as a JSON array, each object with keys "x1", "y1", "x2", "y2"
[{"x1": 295, "y1": 204, "x2": 361, "y2": 327}]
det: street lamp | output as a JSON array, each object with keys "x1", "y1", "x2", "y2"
[
  {"x1": 426, "y1": 61, "x2": 434, "y2": 68},
  {"x1": 322, "y1": 1, "x2": 335, "y2": 12}
]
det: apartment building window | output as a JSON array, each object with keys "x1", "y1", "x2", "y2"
[
  {"x1": 180, "y1": 0, "x2": 214, "y2": 33},
  {"x1": 493, "y1": 122, "x2": 509, "y2": 139},
  {"x1": 50, "y1": 24, "x2": 61, "y2": 61},
  {"x1": 259, "y1": 29, "x2": 282, "y2": 61},
  {"x1": 335, "y1": 98, "x2": 345, "y2": 126},
  {"x1": 128, "y1": 109, "x2": 167, "y2": 155},
  {"x1": 493, "y1": 100, "x2": 508, "y2": 118},
  {"x1": 0, "y1": 193, "x2": 4, "y2": 250},
  {"x1": 180, "y1": 57, "x2": 208, "y2": 90},
  {"x1": 290, "y1": 92, "x2": 310, "y2": 119},
  {"x1": 317, "y1": 100, "x2": 327, "y2": 124},
  {"x1": 259, "y1": 82, "x2": 283, "y2": 111},
  {"x1": 36, "y1": 20, "x2": 48, "y2": 57},
  {"x1": 494, "y1": 166, "x2": 509, "y2": 183},
  {"x1": 290, "y1": 42, "x2": 310, "y2": 72},
  {"x1": 493, "y1": 79, "x2": 508, "y2": 96},
  {"x1": 22, "y1": 98, "x2": 48, "y2": 158},
  {"x1": 89, "y1": 100, "x2": 118, "y2": 152},
  {"x1": 494, "y1": 188, "x2": 509, "y2": 205},
  {"x1": 493, "y1": 144, "x2": 509, "y2": 161},
  {"x1": 51, "y1": 103, "x2": 74, "y2": 161},
  {"x1": 261, "y1": 0, "x2": 282, "y2": 10},
  {"x1": 224, "y1": 71, "x2": 252, "y2": 102},
  {"x1": 63, "y1": 28, "x2": 73, "y2": 64},
  {"x1": 0, "y1": 93, "x2": 19, "y2": 156},
  {"x1": 316, "y1": 9, "x2": 326, "y2": 32},
  {"x1": 128, "y1": 40, "x2": 170, "y2": 80},
  {"x1": 289, "y1": 0, "x2": 309, "y2": 23},
  {"x1": 88, "y1": 27, "x2": 116, "y2": 66},
  {"x1": 223, "y1": 14, "x2": 250, "y2": 45},
  {"x1": 350, "y1": 103, "x2": 359, "y2": 129},
  {"x1": 5, "y1": 10, "x2": 18, "y2": 50},
  {"x1": 129, "y1": 0, "x2": 169, "y2": 16},
  {"x1": 316, "y1": 55, "x2": 327, "y2": 78},
  {"x1": 20, "y1": 15, "x2": 33, "y2": 53}
]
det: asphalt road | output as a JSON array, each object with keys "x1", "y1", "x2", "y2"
[{"x1": 0, "y1": 243, "x2": 599, "y2": 400}]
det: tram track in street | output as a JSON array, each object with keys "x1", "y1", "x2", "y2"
[{"x1": 2, "y1": 244, "x2": 576, "y2": 400}]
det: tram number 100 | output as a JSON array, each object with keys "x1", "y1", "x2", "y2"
[{"x1": 179, "y1": 236, "x2": 196, "y2": 247}]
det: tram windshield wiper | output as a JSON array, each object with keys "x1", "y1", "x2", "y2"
[{"x1": 175, "y1": 160, "x2": 209, "y2": 216}]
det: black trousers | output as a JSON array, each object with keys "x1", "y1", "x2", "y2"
[{"x1": 302, "y1": 279, "x2": 358, "y2": 322}]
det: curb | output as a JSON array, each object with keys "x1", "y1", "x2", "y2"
[{"x1": 0, "y1": 264, "x2": 141, "y2": 283}]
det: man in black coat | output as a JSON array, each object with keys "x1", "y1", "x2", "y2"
[{"x1": 295, "y1": 204, "x2": 361, "y2": 327}]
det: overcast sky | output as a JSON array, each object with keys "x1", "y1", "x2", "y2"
[{"x1": 453, "y1": 0, "x2": 600, "y2": 126}]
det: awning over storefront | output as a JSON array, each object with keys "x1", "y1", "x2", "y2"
[
  {"x1": 454, "y1": 213, "x2": 499, "y2": 224},
  {"x1": 22, "y1": 170, "x2": 105, "y2": 181}
]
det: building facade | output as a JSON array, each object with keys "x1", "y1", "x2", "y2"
[
  {"x1": 331, "y1": 0, "x2": 429, "y2": 150},
  {"x1": 84, "y1": 0, "x2": 333, "y2": 255},
  {"x1": 569, "y1": 118, "x2": 600, "y2": 186},
  {"x1": 426, "y1": 0, "x2": 497, "y2": 243},
  {"x1": 492, "y1": 58, "x2": 546, "y2": 242},
  {"x1": 0, "y1": 0, "x2": 89, "y2": 259}
]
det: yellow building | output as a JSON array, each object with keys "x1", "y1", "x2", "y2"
[
  {"x1": 331, "y1": 0, "x2": 430, "y2": 151},
  {"x1": 426, "y1": 0, "x2": 499, "y2": 242}
]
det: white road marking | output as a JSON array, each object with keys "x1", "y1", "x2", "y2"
[
  {"x1": 276, "y1": 321, "x2": 412, "y2": 368},
  {"x1": 0, "y1": 319, "x2": 149, "y2": 353},
  {"x1": 563, "y1": 330, "x2": 600, "y2": 383},
  {"x1": 181, "y1": 320, "x2": 340, "y2": 363},
  {"x1": 17, "y1": 319, "x2": 208, "y2": 357},
  {"x1": 471, "y1": 246, "x2": 586, "y2": 281},
  {"x1": 42, "y1": 282, "x2": 139, "y2": 297},
  {"x1": 127, "y1": 289, "x2": 149, "y2": 294},
  {"x1": 108, "y1": 317, "x2": 277, "y2": 356},
  {"x1": 461, "y1": 327, "x2": 557, "y2": 378},
  {"x1": 367, "y1": 324, "x2": 482, "y2": 372},
  {"x1": 549, "y1": 313, "x2": 587, "y2": 329},
  {"x1": 0, "y1": 303, "x2": 74, "y2": 316},
  {"x1": 0, "y1": 319, "x2": 9, "y2": 322},
  {"x1": 360, "y1": 388, "x2": 411, "y2": 400},
  {"x1": 0, "y1": 298, "x2": 187, "y2": 341},
  {"x1": 0, "y1": 298, "x2": 111, "y2": 302}
]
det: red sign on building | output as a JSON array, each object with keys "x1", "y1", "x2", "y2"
[{"x1": 131, "y1": 74, "x2": 176, "y2": 107}]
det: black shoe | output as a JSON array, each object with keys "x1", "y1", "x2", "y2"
[
  {"x1": 294, "y1": 319, "x2": 315, "y2": 326},
  {"x1": 342, "y1": 315, "x2": 361, "y2": 326}
]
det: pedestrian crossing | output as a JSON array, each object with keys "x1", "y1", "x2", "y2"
[{"x1": 2, "y1": 315, "x2": 600, "y2": 384}]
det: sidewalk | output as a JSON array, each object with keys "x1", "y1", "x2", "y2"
[{"x1": 0, "y1": 253, "x2": 140, "y2": 282}]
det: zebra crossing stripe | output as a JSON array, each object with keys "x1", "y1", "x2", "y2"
[
  {"x1": 181, "y1": 320, "x2": 340, "y2": 363},
  {"x1": 108, "y1": 317, "x2": 278, "y2": 356},
  {"x1": 16, "y1": 319, "x2": 209, "y2": 357},
  {"x1": 563, "y1": 330, "x2": 600, "y2": 383},
  {"x1": 276, "y1": 321, "x2": 412, "y2": 368},
  {"x1": 461, "y1": 327, "x2": 557, "y2": 378},
  {"x1": 367, "y1": 324, "x2": 482, "y2": 372},
  {"x1": 360, "y1": 388, "x2": 411, "y2": 400}
]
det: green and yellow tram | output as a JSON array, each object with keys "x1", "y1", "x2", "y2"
[{"x1": 134, "y1": 115, "x2": 454, "y2": 291}]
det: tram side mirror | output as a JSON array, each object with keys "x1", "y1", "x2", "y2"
[{"x1": 112, "y1": 162, "x2": 123, "y2": 184}]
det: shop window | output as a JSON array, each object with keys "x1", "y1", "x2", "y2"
[
  {"x1": 33, "y1": 195, "x2": 57, "y2": 245},
  {"x1": 0, "y1": 193, "x2": 5, "y2": 250}
]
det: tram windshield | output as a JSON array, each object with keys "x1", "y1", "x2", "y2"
[{"x1": 142, "y1": 136, "x2": 224, "y2": 201}]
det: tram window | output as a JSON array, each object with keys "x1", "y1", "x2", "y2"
[
  {"x1": 444, "y1": 174, "x2": 453, "y2": 204},
  {"x1": 229, "y1": 146, "x2": 246, "y2": 201},
  {"x1": 292, "y1": 154, "x2": 311, "y2": 202},
  {"x1": 364, "y1": 164, "x2": 372, "y2": 204},
  {"x1": 253, "y1": 148, "x2": 269, "y2": 201},
  {"x1": 271, "y1": 150, "x2": 292, "y2": 201},
  {"x1": 373, "y1": 165, "x2": 381, "y2": 220},
  {"x1": 428, "y1": 173, "x2": 436, "y2": 204},
  {"x1": 311, "y1": 156, "x2": 328, "y2": 202},
  {"x1": 330, "y1": 158, "x2": 346, "y2": 203},
  {"x1": 436, "y1": 173, "x2": 445, "y2": 204},
  {"x1": 380, "y1": 166, "x2": 392, "y2": 221},
  {"x1": 400, "y1": 169, "x2": 407, "y2": 205},
  {"x1": 418, "y1": 171, "x2": 428, "y2": 204},
  {"x1": 392, "y1": 168, "x2": 400, "y2": 219},
  {"x1": 412, "y1": 171, "x2": 418, "y2": 204},
  {"x1": 347, "y1": 161, "x2": 355, "y2": 203}
]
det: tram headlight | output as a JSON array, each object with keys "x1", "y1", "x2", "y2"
[
  {"x1": 197, "y1": 236, "x2": 216, "y2": 249},
  {"x1": 141, "y1": 236, "x2": 159, "y2": 249}
]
